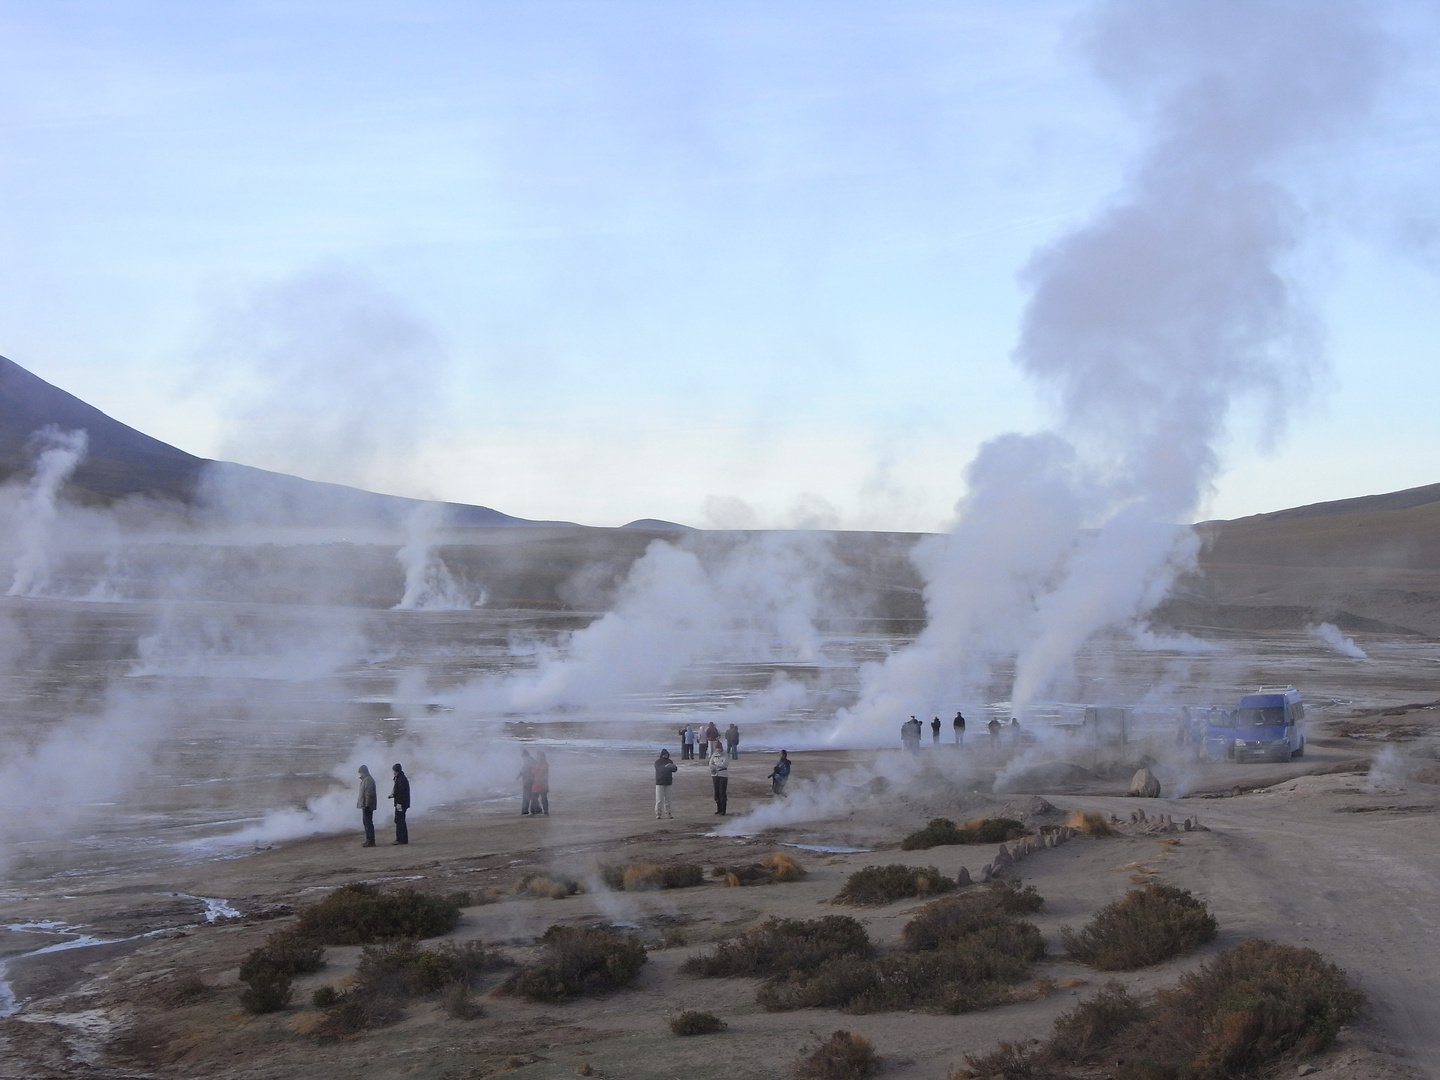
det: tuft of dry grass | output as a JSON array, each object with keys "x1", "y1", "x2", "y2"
[
  {"x1": 762, "y1": 851, "x2": 807, "y2": 881},
  {"x1": 1064, "y1": 810, "x2": 1116, "y2": 837},
  {"x1": 835, "y1": 864, "x2": 957, "y2": 906},
  {"x1": 1061, "y1": 883, "x2": 1217, "y2": 971},
  {"x1": 601, "y1": 862, "x2": 706, "y2": 891},
  {"x1": 795, "y1": 1030, "x2": 880, "y2": 1080},
  {"x1": 961, "y1": 940, "x2": 1363, "y2": 1080},
  {"x1": 517, "y1": 873, "x2": 583, "y2": 900},
  {"x1": 670, "y1": 1009, "x2": 727, "y2": 1035}
]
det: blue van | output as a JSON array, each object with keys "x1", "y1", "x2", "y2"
[{"x1": 1230, "y1": 685, "x2": 1305, "y2": 763}]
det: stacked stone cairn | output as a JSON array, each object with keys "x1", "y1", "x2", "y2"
[{"x1": 967, "y1": 824, "x2": 1079, "y2": 883}]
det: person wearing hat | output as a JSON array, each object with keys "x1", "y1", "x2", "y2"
[
  {"x1": 389, "y1": 763, "x2": 411, "y2": 844},
  {"x1": 654, "y1": 748, "x2": 678, "y2": 819}
]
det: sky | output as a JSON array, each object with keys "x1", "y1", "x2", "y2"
[{"x1": 0, "y1": 0, "x2": 1437, "y2": 530}]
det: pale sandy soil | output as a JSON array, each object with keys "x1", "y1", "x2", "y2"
[{"x1": 3, "y1": 723, "x2": 1440, "y2": 1080}]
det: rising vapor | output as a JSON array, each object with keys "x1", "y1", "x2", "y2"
[{"x1": 834, "y1": 0, "x2": 1389, "y2": 739}]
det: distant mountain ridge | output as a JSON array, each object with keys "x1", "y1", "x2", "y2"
[{"x1": 0, "y1": 354, "x2": 566, "y2": 527}]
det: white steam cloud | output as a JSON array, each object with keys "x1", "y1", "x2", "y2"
[
  {"x1": 1308, "y1": 621, "x2": 1367, "y2": 659},
  {"x1": 6, "y1": 426, "x2": 88, "y2": 598},
  {"x1": 394, "y1": 503, "x2": 483, "y2": 611},
  {"x1": 833, "y1": 0, "x2": 1387, "y2": 741}
]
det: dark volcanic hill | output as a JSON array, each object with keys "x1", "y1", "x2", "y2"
[{"x1": 0, "y1": 354, "x2": 559, "y2": 526}]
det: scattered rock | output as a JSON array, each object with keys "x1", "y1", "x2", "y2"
[
  {"x1": 956, "y1": 866, "x2": 972, "y2": 886},
  {"x1": 576, "y1": 1064, "x2": 594, "y2": 1077},
  {"x1": 993, "y1": 844, "x2": 1013, "y2": 867},
  {"x1": 1296, "y1": 1065, "x2": 1317, "y2": 1076},
  {"x1": 1129, "y1": 768, "x2": 1162, "y2": 798}
]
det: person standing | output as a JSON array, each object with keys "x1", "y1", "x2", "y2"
[
  {"x1": 517, "y1": 750, "x2": 535, "y2": 815},
  {"x1": 357, "y1": 765, "x2": 378, "y2": 847},
  {"x1": 654, "y1": 749, "x2": 678, "y2": 819},
  {"x1": 389, "y1": 763, "x2": 410, "y2": 845},
  {"x1": 769, "y1": 750, "x2": 791, "y2": 797},
  {"x1": 708, "y1": 739, "x2": 729, "y2": 815},
  {"x1": 703, "y1": 720, "x2": 721, "y2": 747},
  {"x1": 530, "y1": 751, "x2": 550, "y2": 816},
  {"x1": 725, "y1": 723, "x2": 740, "y2": 760},
  {"x1": 679, "y1": 726, "x2": 690, "y2": 760},
  {"x1": 930, "y1": 716, "x2": 941, "y2": 744},
  {"x1": 987, "y1": 717, "x2": 1001, "y2": 749},
  {"x1": 1009, "y1": 717, "x2": 1022, "y2": 746},
  {"x1": 953, "y1": 710, "x2": 966, "y2": 746},
  {"x1": 682, "y1": 725, "x2": 695, "y2": 761}
]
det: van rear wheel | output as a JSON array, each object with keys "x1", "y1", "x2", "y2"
[{"x1": 1292, "y1": 737, "x2": 1305, "y2": 758}]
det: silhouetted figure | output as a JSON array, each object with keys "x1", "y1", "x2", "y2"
[
  {"x1": 769, "y1": 750, "x2": 791, "y2": 797},
  {"x1": 530, "y1": 751, "x2": 550, "y2": 816},
  {"x1": 987, "y1": 717, "x2": 1001, "y2": 748},
  {"x1": 357, "y1": 765, "x2": 377, "y2": 847},
  {"x1": 390, "y1": 763, "x2": 410, "y2": 845},
  {"x1": 930, "y1": 716, "x2": 941, "y2": 744},
  {"x1": 654, "y1": 749, "x2": 677, "y2": 819},
  {"x1": 953, "y1": 711, "x2": 965, "y2": 746},
  {"x1": 1009, "y1": 717, "x2": 1022, "y2": 746},
  {"x1": 725, "y1": 723, "x2": 740, "y2": 760},
  {"x1": 518, "y1": 750, "x2": 535, "y2": 814}
]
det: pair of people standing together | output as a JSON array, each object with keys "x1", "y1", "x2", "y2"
[
  {"x1": 517, "y1": 750, "x2": 551, "y2": 816},
  {"x1": 356, "y1": 763, "x2": 410, "y2": 846}
]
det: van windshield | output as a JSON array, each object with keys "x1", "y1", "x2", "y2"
[{"x1": 1235, "y1": 706, "x2": 1286, "y2": 727}]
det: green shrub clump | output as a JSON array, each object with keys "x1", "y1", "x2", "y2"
[
  {"x1": 682, "y1": 916, "x2": 871, "y2": 978},
  {"x1": 688, "y1": 886, "x2": 1044, "y2": 1016},
  {"x1": 794, "y1": 1030, "x2": 879, "y2": 1080},
  {"x1": 500, "y1": 925, "x2": 647, "y2": 1003},
  {"x1": 294, "y1": 883, "x2": 468, "y2": 944},
  {"x1": 670, "y1": 1010, "x2": 727, "y2": 1035},
  {"x1": 901, "y1": 817, "x2": 1026, "y2": 851},
  {"x1": 1061, "y1": 883, "x2": 1217, "y2": 971},
  {"x1": 835, "y1": 864, "x2": 956, "y2": 906},
  {"x1": 237, "y1": 931, "x2": 325, "y2": 1014},
  {"x1": 962, "y1": 940, "x2": 1364, "y2": 1080}
]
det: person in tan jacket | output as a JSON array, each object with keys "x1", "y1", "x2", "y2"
[
  {"x1": 356, "y1": 765, "x2": 377, "y2": 847},
  {"x1": 708, "y1": 739, "x2": 729, "y2": 815}
]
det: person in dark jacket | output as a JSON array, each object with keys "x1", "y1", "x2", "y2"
[
  {"x1": 930, "y1": 716, "x2": 941, "y2": 744},
  {"x1": 708, "y1": 739, "x2": 729, "y2": 814},
  {"x1": 389, "y1": 763, "x2": 411, "y2": 845},
  {"x1": 987, "y1": 717, "x2": 1002, "y2": 748},
  {"x1": 725, "y1": 723, "x2": 740, "y2": 760},
  {"x1": 654, "y1": 749, "x2": 678, "y2": 819},
  {"x1": 357, "y1": 765, "x2": 378, "y2": 847},
  {"x1": 769, "y1": 750, "x2": 791, "y2": 797},
  {"x1": 953, "y1": 710, "x2": 966, "y2": 746},
  {"x1": 517, "y1": 750, "x2": 535, "y2": 814}
]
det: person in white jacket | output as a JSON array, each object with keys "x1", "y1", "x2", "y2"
[{"x1": 708, "y1": 739, "x2": 729, "y2": 815}]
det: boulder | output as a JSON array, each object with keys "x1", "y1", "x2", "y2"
[
  {"x1": 994, "y1": 843, "x2": 1013, "y2": 867},
  {"x1": 1128, "y1": 767, "x2": 1162, "y2": 798},
  {"x1": 956, "y1": 866, "x2": 972, "y2": 886}
]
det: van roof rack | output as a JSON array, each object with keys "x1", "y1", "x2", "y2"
[{"x1": 1254, "y1": 684, "x2": 1297, "y2": 693}]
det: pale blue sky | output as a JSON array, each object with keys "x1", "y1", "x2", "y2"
[{"x1": 1, "y1": 0, "x2": 1437, "y2": 528}]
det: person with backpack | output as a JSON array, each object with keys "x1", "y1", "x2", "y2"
[{"x1": 769, "y1": 750, "x2": 791, "y2": 797}]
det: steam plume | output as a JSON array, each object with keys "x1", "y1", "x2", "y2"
[
  {"x1": 833, "y1": 0, "x2": 1387, "y2": 739},
  {"x1": 6, "y1": 426, "x2": 88, "y2": 598}
]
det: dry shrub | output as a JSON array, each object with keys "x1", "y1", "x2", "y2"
[
  {"x1": 238, "y1": 930, "x2": 326, "y2": 1013},
  {"x1": 1064, "y1": 810, "x2": 1116, "y2": 837},
  {"x1": 835, "y1": 864, "x2": 957, "y2": 905},
  {"x1": 622, "y1": 863, "x2": 663, "y2": 891},
  {"x1": 795, "y1": 1030, "x2": 879, "y2": 1080},
  {"x1": 1061, "y1": 884, "x2": 1216, "y2": 971},
  {"x1": 517, "y1": 873, "x2": 582, "y2": 899},
  {"x1": 670, "y1": 1009, "x2": 727, "y2": 1035},
  {"x1": 151, "y1": 970, "x2": 210, "y2": 1007},
  {"x1": 682, "y1": 915, "x2": 870, "y2": 978},
  {"x1": 762, "y1": 851, "x2": 807, "y2": 881},
  {"x1": 900, "y1": 882, "x2": 1044, "y2": 951},
  {"x1": 723, "y1": 872, "x2": 744, "y2": 887},
  {"x1": 960, "y1": 940, "x2": 1362, "y2": 1080},
  {"x1": 902, "y1": 817, "x2": 1026, "y2": 851},
  {"x1": 601, "y1": 862, "x2": 705, "y2": 891},
  {"x1": 499, "y1": 925, "x2": 647, "y2": 1003},
  {"x1": 441, "y1": 980, "x2": 484, "y2": 1019},
  {"x1": 294, "y1": 883, "x2": 468, "y2": 944}
]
